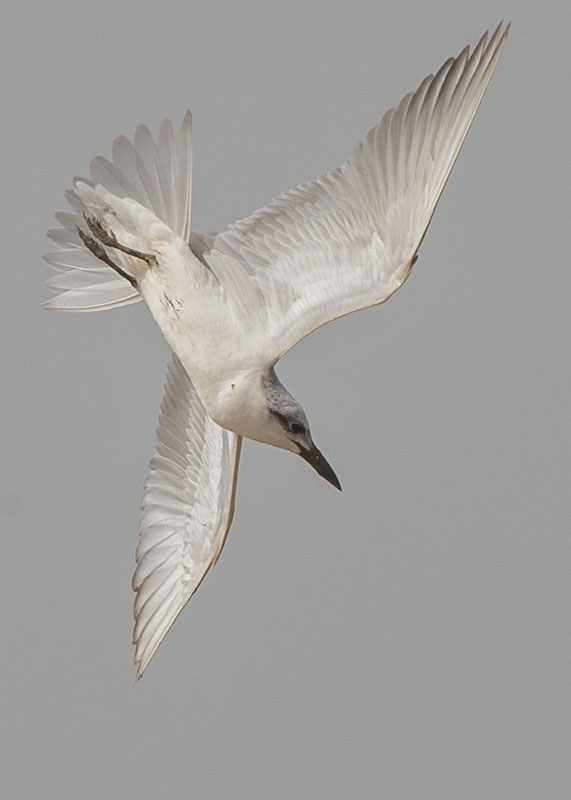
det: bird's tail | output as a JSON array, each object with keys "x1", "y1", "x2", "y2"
[{"x1": 43, "y1": 112, "x2": 193, "y2": 312}]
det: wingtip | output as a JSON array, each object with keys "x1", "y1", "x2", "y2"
[
  {"x1": 134, "y1": 651, "x2": 147, "y2": 681},
  {"x1": 473, "y1": 20, "x2": 509, "y2": 56},
  {"x1": 492, "y1": 20, "x2": 511, "y2": 44}
]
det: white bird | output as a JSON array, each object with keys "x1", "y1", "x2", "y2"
[{"x1": 44, "y1": 24, "x2": 508, "y2": 678}]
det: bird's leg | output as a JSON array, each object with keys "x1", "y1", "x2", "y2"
[
  {"x1": 77, "y1": 226, "x2": 138, "y2": 287},
  {"x1": 83, "y1": 213, "x2": 157, "y2": 268}
]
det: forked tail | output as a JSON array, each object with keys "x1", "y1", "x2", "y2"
[{"x1": 43, "y1": 112, "x2": 193, "y2": 312}]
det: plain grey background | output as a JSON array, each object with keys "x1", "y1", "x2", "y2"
[{"x1": 2, "y1": 1, "x2": 570, "y2": 798}]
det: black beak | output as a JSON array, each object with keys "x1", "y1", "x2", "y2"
[{"x1": 298, "y1": 442, "x2": 342, "y2": 490}]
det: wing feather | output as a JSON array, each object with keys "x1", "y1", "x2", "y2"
[
  {"x1": 205, "y1": 24, "x2": 508, "y2": 360},
  {"x1": 132, "y1": 355, "x2": 241, "y2": 679}
]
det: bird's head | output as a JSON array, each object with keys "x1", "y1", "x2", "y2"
[{"x1": 261, "y1": 370, "x2": 341, "y2": 490}]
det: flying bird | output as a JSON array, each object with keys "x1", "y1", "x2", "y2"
[{"x1": 44, "y1": 23, "x2": 508, "y2": 678}]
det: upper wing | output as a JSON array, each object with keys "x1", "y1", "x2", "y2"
[
  {"x1": 204, "y1": 24, "x2": 508, "y2": 361},
  {"x1": 132, "y1": 355, "x2": 241, "y2": 680},
  {"x1": 43, "y1": 112, "x2": 193, "y2": 311}
]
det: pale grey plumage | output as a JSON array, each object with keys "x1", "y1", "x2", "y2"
[{"x1": 43, "y1": 24, "x2": 509, "y2": 678}]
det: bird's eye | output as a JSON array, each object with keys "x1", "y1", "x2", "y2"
[{"x1": 290, "y1": 422, "x2": 304, "y2": 435}]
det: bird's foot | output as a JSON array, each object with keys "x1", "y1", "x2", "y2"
[
  {"x1": 83, "y1": 213, "x2": 157, "y2": 268},
  {"x1": 77, "y1": 225, "x2": 138, "y2": 287}
]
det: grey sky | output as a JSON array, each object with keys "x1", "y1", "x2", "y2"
[{"x1": 3, "y1": 1, "x2": 570, "y2": 798}]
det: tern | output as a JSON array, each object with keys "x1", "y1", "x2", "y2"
[{"x1": 44, "y1": 24, "x2": 508, "y2": 678}]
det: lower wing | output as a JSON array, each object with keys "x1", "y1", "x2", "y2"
[{"x1": 132, "y1": 355, "x2": 241, "y2": 679}]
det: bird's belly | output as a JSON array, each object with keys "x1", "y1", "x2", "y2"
[
  {"x1": 138, "y1": 268, "x2": 268, "y2": 437},
  {"x1": 160, "y1": 324, "x2": 265, "y2": 439}
]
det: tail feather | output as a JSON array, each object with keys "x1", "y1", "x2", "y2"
[
  {"x1": 43, "y1": 280, "x2": 141, "y2": 312},
  {"x1": 43, "y1": 112, "x2": 193, "y2": 312}
]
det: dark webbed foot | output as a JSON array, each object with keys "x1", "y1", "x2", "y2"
[
  {"x1": 83, "y1": 213, "x2": 157, "y2": 267},
  {"x1": 77, "y1": 226, "x2": 138, "y2": 287}
]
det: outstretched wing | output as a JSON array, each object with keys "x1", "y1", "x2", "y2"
[
  {"x1": 205, "y1": 24, "x2": 508, "y2": 361},
  {"x1": 132, "y1": 355, "x2": 241, "y2": 679},
  {"x1": 44, "y1": 112, "x2": 193, "y2": 311}
]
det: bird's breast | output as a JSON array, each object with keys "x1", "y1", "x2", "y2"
[{"x1": 194, "y1": 369, "x2": 267, "y2": 441}]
